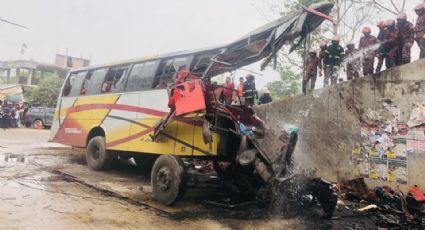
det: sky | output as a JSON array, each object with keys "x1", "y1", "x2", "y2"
[{"x1": 0, "y1": 0, "x2": 422, "y2": 89}]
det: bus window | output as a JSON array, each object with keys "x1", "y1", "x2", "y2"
[
  {"x1": 126, "y1": 61, "x2": 159, "y2": 92},
  {"x1": 87, "y1": 68, "x2": 108, "y2": 95},
  {"x1": 103, "y1": 66, "x2": 129, "y2": 93},
  {"x1": 67, "y1": 71, "x2": 88, "y2": 97},
  {"x1": 153, "y1": 57, "x2": 190, "y2": 89},
  {"x1": 80, "y1": 72, "x2": 93, "y2": 95},
  {"x1": 62, "y1": 73, "x2": 77, "y2": 96},
  {"x1": 191, "y1": 54, "x2": 214, "y2": 75}
]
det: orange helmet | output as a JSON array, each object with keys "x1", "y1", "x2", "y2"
[
  {"x1": 377, "y1": 20, "x2": 385, "y2": 29},
  {"x1": 415, "y1": 3, "x2": 425, "y2": 11},
  {"x1": 332, "y1": 35, "x2": 341, "y2": 42},
  {"x1": 362, "y1": 26, "x2": 371, "y2": 33}
]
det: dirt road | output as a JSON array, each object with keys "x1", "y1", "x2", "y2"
[{"x1": 0, "y1": 128, "x2": 368, "y2": 230}]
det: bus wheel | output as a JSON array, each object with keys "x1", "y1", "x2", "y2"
[
  {"x1": 86, "y1": 136, "x2": 114, "y2": 171},
  {"x1": 151, "y1": 155, "x2": 187, "y2": 205}
]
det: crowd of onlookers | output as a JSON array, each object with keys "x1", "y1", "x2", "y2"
[{"x1": 0, "y1": 100, "x2": 28, "y2": 130}]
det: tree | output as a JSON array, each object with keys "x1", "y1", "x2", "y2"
[
  {"x1": 24, "y1": 75, "x2": 63, "y2": 107},
  {"x1": 258, "y1": 0, "x2": 378, "y2": 100},
  {"x1": 357, "y1": 0, "x2": 407, "y2": 15},
  {"x1": 333, "y1": 0, "x2": 377, "y2": 41},
  {"x1": 267, "y1": 66, "x2": 301, "y2": 97}
]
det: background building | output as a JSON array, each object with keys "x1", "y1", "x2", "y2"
[{"x1": 0, "y1": 54, "x2": 91, "y2": 86}]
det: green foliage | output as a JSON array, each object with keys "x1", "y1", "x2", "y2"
[
  {"x1": 24, "y1": 76, "x2": 63, "y2": 107},
  {"x1": 267, "y1": 66, "x2": 302, "y2": 98},
  {"x1": 266, "y1": 81, "x2": 285, "y2": 99},
  {"x1": 22, "y1": 86, "x2": 36, "y2": 101}
]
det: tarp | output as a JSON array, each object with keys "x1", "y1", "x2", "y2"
[{"x1": 0, "y1": 84, "x2": 24, "y2": 103}]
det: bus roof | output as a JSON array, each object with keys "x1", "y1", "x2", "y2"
[
  {"x1": 69, "y1": 44, "x2": 225, "y2": 73},
  {"x1": 70, "y1": 2, "x2": 334, "y2": 76}
]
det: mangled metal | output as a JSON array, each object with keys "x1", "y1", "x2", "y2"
[{"x1": 150, "y1": 2, "x2": 336, "y2": 214}]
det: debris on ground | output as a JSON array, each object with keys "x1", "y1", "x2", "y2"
[{"x1": 336, "y1": 178, "x2": 425, "y2": 229}]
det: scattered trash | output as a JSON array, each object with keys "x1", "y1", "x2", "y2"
[
  {"x1": 358, "y1": 204, "x2": 377, "y2": 211},
  {"x1": 337, "y1": 178, "x2": 425, "y2": 228},
  {"x1": 408, "y1": 104, "x2": 425, "y2": 128}
]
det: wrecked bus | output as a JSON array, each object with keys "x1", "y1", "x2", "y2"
[{"x1": 50, "y1": 2, "x2": 334, "y2": 207}]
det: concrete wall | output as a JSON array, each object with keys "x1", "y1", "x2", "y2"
[{"x1": 255, "y1": 59, "x2": 425, "y2": 192}]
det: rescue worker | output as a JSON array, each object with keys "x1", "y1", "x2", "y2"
[
  {"x1": 396, "y1": 12, "x2": 415, "y2": 65},
  {"x1": 359, "y1": 26, "x2": 378, "y2": 76},
  {"x1": 242, "y1": 74, "x2": 258, "y2": 107},
  {"x1": 345, "y1": 41, "x2": 360, "y2": 80},
  {"x1": 376, "y1": 20, "x2": 388, "y2": 72},
  {"x1": 323, "y1": 35, "x2": 344, "y2": 86},
  {"x1": 415, "y1": 3, "x2": 425, "y2": 59},
  {"x1": 385, "y1": 19, "x2": 400, "y2": 69},
  {"x1": 223, "y1": 76, "x2": 234, "y2": 105},
  {"x1": 237, "y1": 77, "x2": 244, "y2": 97},
  {"x1": 303, "y1": 48, "x2": 321, "y2": 94},
  {"x1": 319, "y1": 40, "x2": 328, "y2": 78},
  {"x1": 258, "y1": 89, "x2": 273, "y2": 105}
]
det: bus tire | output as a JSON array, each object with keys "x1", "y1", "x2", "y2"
[
  {"x1": 86, "y1": 136, "x2": 114, "y2": 171},
  {"x1": 151, "y1": 155, "x2": 187, "y2": 206}
]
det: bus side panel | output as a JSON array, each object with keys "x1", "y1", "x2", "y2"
[
  {"x1": 174, "y1": 118, "x2": 195, "y2": 156},
  {"x1": 50, "y1": 96, "x2": 77, "y2": 142},
  {"x1": 128, "y1": 119, "x2": 177, "y2": 155},
  {"x1": 102, "y1": 93, "x2": 141, "y2": 151},
  {"x1": 193, "y1": 126, "x2": 219, "y2": 156},
  {"x1": 127, "y1": 90, "x2": 174, "y2": 154},
  {"x1": 51, "y1": 96, "x2": 93, "y2": 147}
]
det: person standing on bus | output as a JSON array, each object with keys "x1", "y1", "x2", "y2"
[
  {"x1": 223, "y1": 77, "x2": 234, "y2": 105},
  {"x1": 243, "y1": 74, "x2": 258, "y2": 107},
  {"x1": 236, "y1": 77, "x2": 244, "y2": 97}
]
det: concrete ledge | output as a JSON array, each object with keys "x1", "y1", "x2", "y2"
[{"x1": 255, "y1": 59, "x2": 425, "y2": 192}]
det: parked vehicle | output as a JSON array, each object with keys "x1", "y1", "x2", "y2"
[{"x1": 23, "y1": 107, "x2": 55, "y2": 128}]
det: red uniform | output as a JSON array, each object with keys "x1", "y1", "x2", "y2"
[
  {"x1": 345, "y1": 48, "x2": 360, "y2": 80},
  {"x1": 359, "y1": 35, "x2": 378, "y2": 76},
  {"x1": 303, "y1": 55, "x2": 321, "y2": 94},
  {"x1": 416, "y1": 14, "x2": 425, "y2": 59},
  {"x1": 384, "y1": 27, "x2": 400, "y2": 68},
  {"x1": 397, "y1": 21, "x2": 415, "y2": 64}
]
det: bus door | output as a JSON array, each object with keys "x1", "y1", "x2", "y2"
[{"x1": 52, "y1": 71, "x2": 88, "y2": 146}]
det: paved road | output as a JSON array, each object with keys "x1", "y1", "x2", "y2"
[{"x1": 0, "y1": 128, "x2": 370, "y2": 230}]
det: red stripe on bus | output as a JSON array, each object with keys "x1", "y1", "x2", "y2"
[
  {"x1": 68, "y1": 104, "x2": 168, "y2": 117},
  {"x1": 106, "y1": 127, "x2": 155, "y2": 148}
]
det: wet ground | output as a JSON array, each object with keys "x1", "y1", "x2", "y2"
[{"x1": 0, "y1": 128, "x2": 376, "y2": 230}]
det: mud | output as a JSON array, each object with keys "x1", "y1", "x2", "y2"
[{"x1": 0, "y1": 128, "x2": 377, "y2": 229}]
